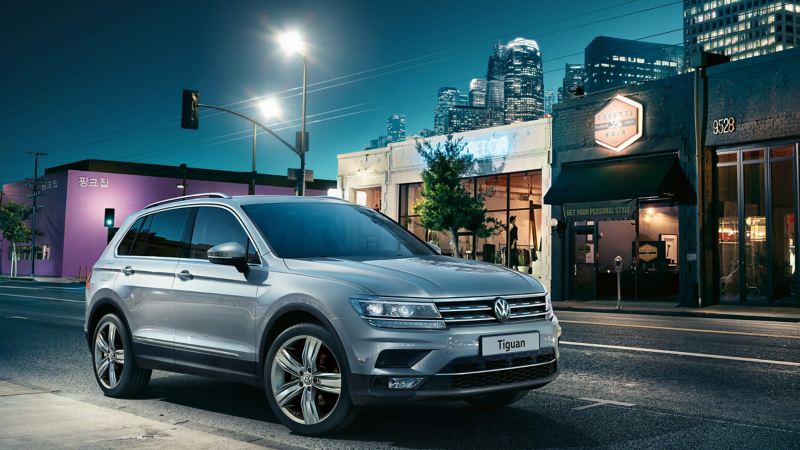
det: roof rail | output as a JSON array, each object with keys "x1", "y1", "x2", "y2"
[{"x1": 145, "y1": 192, "x2": 232, "y2": 209}]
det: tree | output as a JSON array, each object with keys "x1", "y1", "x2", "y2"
[
  {"x1": 0, "y1": 201, "x2": 32, "y2": 278},
  {"x1": 413, "y1": 135, "x2": 500, "y2": 257}
]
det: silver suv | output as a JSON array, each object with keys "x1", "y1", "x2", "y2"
[{"x1": 85, "y1": 193, "x2": 560, "y2": 435}]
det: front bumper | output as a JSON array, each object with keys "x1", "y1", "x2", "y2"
[{"x1": 339, "y1": 316, "x2": 561, "y2": 406}]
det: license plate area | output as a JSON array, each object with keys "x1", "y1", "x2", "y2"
[{"x1": 480, "y1": 332, "x2": 540, "y2": 356}]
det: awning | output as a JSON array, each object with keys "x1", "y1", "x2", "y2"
[{"x1": 543, "y1": 154, "x2": 696, "y2": 206}]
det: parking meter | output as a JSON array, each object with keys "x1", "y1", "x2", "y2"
[{"x1": 614, "y1": 256, "x2": 623, "y2": 309}]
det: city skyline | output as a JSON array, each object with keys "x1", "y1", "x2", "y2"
[{"x1": 1, "y1": 0, "x2": 687, "y2": 184}]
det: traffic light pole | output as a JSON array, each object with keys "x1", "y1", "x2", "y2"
[{"x1": 194, "y1": 103, "x2": 303, "y2": 195}]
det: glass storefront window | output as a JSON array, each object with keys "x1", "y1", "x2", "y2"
[
  {"x1": 771, "y1": 149, "x2": 797, "y2": 301},
  {"x1": 477, "y1": 175, "x2": 508, "y2": 212},
  {"x1": 716, "y1": 144, "x2": 799, "y2": 305}
]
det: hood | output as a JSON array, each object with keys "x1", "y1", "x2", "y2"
[{"x1": 283, "y1": 255, "x2": 543, "y2": 298}]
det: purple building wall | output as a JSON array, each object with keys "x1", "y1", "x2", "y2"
[{"x1": 2, "y1": 169, "x2": 326, "y2": 278}]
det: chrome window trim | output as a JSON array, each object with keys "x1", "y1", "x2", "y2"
[{"x1": 433, "y1": 358, "x2": 556, "y2": 376}]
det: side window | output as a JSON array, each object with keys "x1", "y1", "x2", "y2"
[
  {"x1": 189, "y1": 207, "x2": 260, "y2": 263},
  {"x1": 130, "y1": 208, "x2": 191, "y2": 258},
  {"x1": 117, "y1": 217, "x2": 145, "y2": 256}
]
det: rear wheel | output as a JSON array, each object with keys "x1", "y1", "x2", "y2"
[
  {"x1": 92, "y1": 314, "x2": 151, "y2": 398},
  {"x1": 466, "y1": 389, "x2": 528, "y2": 409},
  {"x1": 264, "y1": 323, "x2": 358, "y2": 435}
]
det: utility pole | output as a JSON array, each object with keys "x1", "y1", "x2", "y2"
[
  {"x1": 250, "y1": 122, "x2": 257, "y2": 195},
  {"x1": 28, "y1": 151, "x2": 46, "y2": 279},
  {"x1": 298, "y1": 54, "x2": 308, "y2": 196}
]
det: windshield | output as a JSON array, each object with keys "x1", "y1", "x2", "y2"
[{"x1": 242, "y1": 202, "x2": 434, "y2": 259}]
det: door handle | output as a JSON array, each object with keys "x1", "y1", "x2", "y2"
[
  {"x1": 177, "y1": 270, "x2": 193, "y2": 281},
  {"x1": 122, "y1": 266, "x2": 134, "y2": 276}
]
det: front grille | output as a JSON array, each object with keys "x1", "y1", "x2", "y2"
[
  {"x1": 435, "y1": 294, "x2": 547, "y2": 325},
  {"x1": 438, "y1": 349, "x2": 556, "y2": 374},
  {"x1": 420, "y1": 360, "x2": 557, "y2": 391}
]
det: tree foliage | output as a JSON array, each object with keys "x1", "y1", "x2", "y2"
[
  {"x1": 413, "y1": 135, "x2": 500, "y2": 256},
  {"x1": 0, "y1": 201, "x2": 32, "y2": 244}
]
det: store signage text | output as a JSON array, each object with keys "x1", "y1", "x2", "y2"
[
  {"x1": 77, "y1": 176, "x2": 110, "y2": 188},
  {"x1": 464, "y1": 135, "x2": 510, "y2": 159},
  {"x1": 594, "y1": 95, "x2": 643, "y2": 152},
  {"x1": 563, "y1": 199, "x2": 636, "y2": 222},
  {"x1": 711, "y1": 117, "x2": 736, "y2": 135}
]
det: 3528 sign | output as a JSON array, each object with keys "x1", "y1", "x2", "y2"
[{"x1": 712, "y1": 117, "x2": 736, "y2": 135}]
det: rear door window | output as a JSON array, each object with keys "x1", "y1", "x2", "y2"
[
  {"x1": 189, "y1": 207, "x2": 260, "y2": 263},
  {"x1": 117, "y1": 216, "x2": 145, "y2": 256},
  {"x1": 129, "y1": 208, "x2": 192, "y2": 258}
]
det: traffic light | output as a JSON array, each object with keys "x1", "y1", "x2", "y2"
[
  {"x1": 104, "y1": 208, "x2": 115, "y2": 228},
  {"x1": 181, "y1": 89, "x2": 200, "y2": 130}
]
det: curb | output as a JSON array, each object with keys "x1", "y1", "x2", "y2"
[{"x1": 554, "y1": 305, "x2": 800, "y2": 323}]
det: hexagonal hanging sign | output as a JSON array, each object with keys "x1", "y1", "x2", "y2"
[{"x1": 593, "y1": 95, "x2": 643, "y2": 152}]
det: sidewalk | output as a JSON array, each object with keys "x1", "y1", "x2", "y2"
[
  {"x1": 0, "y1": 379, "x2": 277, "y2": 449},
  {"x1": 554, "y1": 300, "x2": 800, "y2": 323}
]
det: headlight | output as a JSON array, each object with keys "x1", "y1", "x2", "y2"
[
  {"x1": 350, "y1": 298, "x2": 445, "y2": 329},
  {"x1": 545, "y1": 292, "x2": 554, "y2": 320}
]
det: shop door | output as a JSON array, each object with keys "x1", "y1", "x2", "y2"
[{"x1": 571, "y1": 224, "x2": 596, "y2": 299}]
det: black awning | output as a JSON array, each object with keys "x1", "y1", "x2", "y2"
[{"x1": 543, "y1": 154, "x2": 696, "y2": 205}]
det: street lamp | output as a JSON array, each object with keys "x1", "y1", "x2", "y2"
[{"x1": 278, "y1": 30, "x2": 308, "y2": 196}]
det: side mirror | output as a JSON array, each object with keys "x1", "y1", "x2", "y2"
[
  {"x1": 428, "y1": 242, "x2": 442, "y2": 255},
  {"x1": 208, "y1": 242, "x2": 248, "y2": 273}
]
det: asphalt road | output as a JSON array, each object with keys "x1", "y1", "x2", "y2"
[{"x1": 1, "y1": 279, "x2": 798, "y2": 449}]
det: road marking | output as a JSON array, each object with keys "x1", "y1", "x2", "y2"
[
  {"x1": 561, "y1": 341, "x2": 800, "y2": 367},
  {"x1": 574, "y1": 398, "x2": 635, "y2": 411},
  {"x1": 6, "y1": 316, "x2": 29, "y2": 320},
  {"x1": 560, "y1": 319, "x2": 800, "y2": 340},
  {"x1": 0, "y1": 285, "x2": 85, "y2": 292},
  {"x1": 0, "y1": 292, "x2": 84, "y2": 304}
]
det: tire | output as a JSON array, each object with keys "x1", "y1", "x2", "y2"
[
  {"x1": 91, "y1": 313, "x2": 151, "y2": 398},
  {"x1": 466, "y1": 389, "x2": 528, "y2": 409},
  {"x1": 264, "y1": 323, "x2": 358, "y2": 436}
]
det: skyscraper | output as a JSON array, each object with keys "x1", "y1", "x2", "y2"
[
  {"x1": 561, "y1": 63, "x2": 586, "y2": 100},
  {"x1": 485, "y1": 43, "x2": 507, "y2": 125},
  {"x1": 584, "y1": 36, "x2": 682, "y2": 93},
  {"x1": 503, "y1": 37, "x2": 544, "y2": 123},
  {"x1": 386, "y1": 113, "x2": 406, "y2": 143},
  {"x1": 434, "y1": 87, "x2": 461, "y2": 135},
  {"x1": 544, "y1": 88, "x2": 557, "y2": 114},
  {"x1": 469, "y1": 78, "x2": 487, "y2": 107},
  {"x1": 683, "y1": 0, "x2": 799, "y2": 67}
]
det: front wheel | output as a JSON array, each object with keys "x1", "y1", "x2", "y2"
[
  {"x1": 264, "y1": 323, "x2": 358, "y2": 435},
  {"x1": 92, "y1": 313, "x2": 151, "y2": 397},
  {"x1": 466, "y1": 389, "x2": 528, "y2": 409}
]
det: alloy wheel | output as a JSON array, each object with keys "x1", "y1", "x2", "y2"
[
  {"x1": 270, "y1": 335, "x2": 342, "y2": 425},
  {"x1": 94, "y1": 322, "x2": 125, "y2": 389}
]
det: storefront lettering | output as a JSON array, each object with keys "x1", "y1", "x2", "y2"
[
  {"x1": 563, "y1": 199, "x2": 637, "y2": 222},
  {"x1": 464, "y1": 135, "x2": 510, "y2": 159},
  {"x1": 77, "y1": 176, "x2": 110, "y2": 188},
  {"x1": 712, "y1": 117, "x2": 736, "y2": 134}
]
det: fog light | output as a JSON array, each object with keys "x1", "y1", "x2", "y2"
[{"x1": 388, "y1": 377, "x2": 425, "y2": 390}]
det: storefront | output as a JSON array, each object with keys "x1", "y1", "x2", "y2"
[
  {"x1": 338, "y1": 120, "x2": 553, "y2": 289},
  {"x1": 548, "y1": 47, "x2": 800, "y2": 307}
]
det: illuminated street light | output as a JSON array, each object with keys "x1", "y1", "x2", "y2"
[
  {"x1": 258, "y1": 98, "x2": 280, "y2": 119},
  {"x1": 278, "y1": 30, "x2": 305, "y2": 55}
]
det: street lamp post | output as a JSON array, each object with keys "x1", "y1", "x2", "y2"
[
  {"x1": 279, "y1": 30, "x2": 308, "y2": 196},
  {"x1": 251, "y1": 122, "x2": 257, "y2": 195},
  {"x1": 298, "y1": 54, "x2": 307, "y2": 197}
]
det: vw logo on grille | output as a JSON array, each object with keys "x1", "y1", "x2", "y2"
[{"x1": 493, "y1": 297, "x2": 511, "y2": 322}]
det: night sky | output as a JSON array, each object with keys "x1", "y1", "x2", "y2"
[{"x1": 0, "y1": 0, "x2": 681, "y2": 185}]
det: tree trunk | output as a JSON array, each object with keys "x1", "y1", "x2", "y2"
[
  {"x1": 11, "y1": 242, "x2": 17, "y2": 278},
  {"x1": 449, "y1": 227, "x2": 459, "y2": 258}
]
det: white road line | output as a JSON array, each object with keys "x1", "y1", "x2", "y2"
[
  {"x1": 573, "y1": 398, "x2": 634, "y2": 411},
  {"x1": 0, "y1": 285, "x2": 85, "y2": 292},
  {"x1": 560, "y1": 319, "x2": 800, "y2": 340},
  {"x1": 560, "y1": 341, "x2": 800, "y2": 367},
  {"x1": 0, "y1": 292, "x2": 84, "y2": 304}
]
